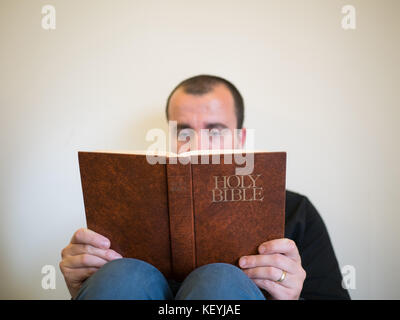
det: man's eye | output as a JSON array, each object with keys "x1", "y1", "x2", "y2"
[
  {"x1": 209, "y1": 129, "x2": 221, "y2": 137},
  {"x1": 178, "y1": 129, "x2": 192, "y2": 139}
]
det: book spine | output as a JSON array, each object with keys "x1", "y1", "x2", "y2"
[{"x1": 166, "y1": 159, "x2": 196, "y2": 281}]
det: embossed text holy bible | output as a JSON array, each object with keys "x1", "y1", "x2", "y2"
[{"x1": 78, "y1": 150, "x2": 286, "y2": 281}]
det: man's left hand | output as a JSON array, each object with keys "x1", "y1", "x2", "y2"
[{"x1": 239, "y1": 238, "x2": 306, "y2": 300}]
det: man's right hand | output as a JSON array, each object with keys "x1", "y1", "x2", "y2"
[{"x1": 59, "y1": 228, "x2": 123, "y2": 299}]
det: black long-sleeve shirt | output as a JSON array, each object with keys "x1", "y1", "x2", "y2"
[{"x1": 285, "y1": 190, "x2": 350, "y2": 300}]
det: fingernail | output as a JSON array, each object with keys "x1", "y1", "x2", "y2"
[
  {"x1": 114, "y1": 252, "x2": 123, "y2": 259},
  {"x1": 108, "y1": 251, "x2": 122, "y2": 259},
  {"x1": 102, "y1": 240, "x2": 110, "y2": 248},
  {"x1": 240, "y1": 257, "x2": 247, "y2": 267}
]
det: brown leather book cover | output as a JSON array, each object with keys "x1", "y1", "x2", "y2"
[{"x1": 78, "y1": 150, "x2": 286, "y2": 281}]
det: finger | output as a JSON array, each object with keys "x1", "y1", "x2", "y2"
[
  {"x1": 258, "y1": 238, "x2": 300, "y2": 261},
  {"x1": 70, "y1": 228, "x2": 110, "y2": 249},
  {"x1": 61, "y1": 266, "x2": 99, "y2": 283},
  {"x1": 62, "y1": 253, "x2": 109, "y2": 269},
  {"x1": 253, "y1": 279, "x2": 291, "y2": 300},
  {"x1": 239, "y1": 253, "x2": 297, "y2": 274},
  {"x1": 63, "y1": 244, "x2": 122, "y2": 261},
  {"x1": 243, "y1": 266, "x2": 294, "y2": 289}
]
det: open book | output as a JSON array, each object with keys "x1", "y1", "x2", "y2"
[{"x1": 78, "y1": 150, "x2": 286, "y2": 281}]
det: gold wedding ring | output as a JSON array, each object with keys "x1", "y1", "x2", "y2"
[{"x1": 276, "y1": 270, "x2": 287, "y2": 283}]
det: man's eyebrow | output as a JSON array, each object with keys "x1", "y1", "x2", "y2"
[
  {"x1": 204, "y1": 122, "x2": 228, "y2": 130},
  {"x1": 176, "y1": 123, "x2": 193, "y2": 130}
]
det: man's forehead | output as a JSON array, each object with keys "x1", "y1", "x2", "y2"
[{"x1": 168, "y1": 85, "x2": 236, "y2": 122}]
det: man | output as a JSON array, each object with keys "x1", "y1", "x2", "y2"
[{"x1": 60, "y1": 75, "x2": 350, "y2": 300}]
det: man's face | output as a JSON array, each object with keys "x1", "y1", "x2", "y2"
[{"x1": 168, "y1": 84, "x2": 245, "y2": 152}]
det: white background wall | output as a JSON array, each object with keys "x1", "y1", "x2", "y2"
[{"x1": 0, "y1": 0, "x2": 399, "y2": 299}]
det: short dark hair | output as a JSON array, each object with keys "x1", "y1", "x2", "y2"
[{"x1": 166, "y1": 74, "x2": 244, "y2": 129}]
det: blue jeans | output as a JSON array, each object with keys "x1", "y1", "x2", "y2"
[{"x1": 75, "y1": 258, "x2": 266, "y2": 300}]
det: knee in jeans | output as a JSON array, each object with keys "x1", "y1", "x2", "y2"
[
  {"x1": 175, "y1": 262, "x2": 264, "y2": 300},
  {"x1": 76, "y1": 258, "x2": 171, "y2": 299},
  {"x1": 199, "y1": 262, "x2": 243, "y2": 272},
  {"x1": 101, "y1": 258, "x2": 141, "y2": 272},
  {"x1": 99, "y1": 258, "x2": 162, "y2": 282},
  {"x1": 194, "y1": 263, "x2": 246, "y2": 279}
]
